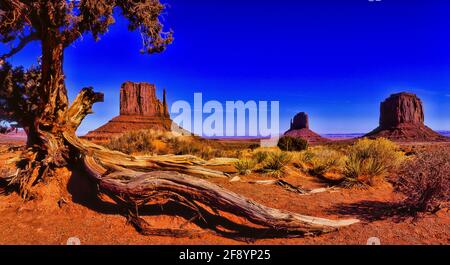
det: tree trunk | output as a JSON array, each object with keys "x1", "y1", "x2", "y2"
[{"x1": 12, "y1": 34, "x2": 73, "y2": 198}]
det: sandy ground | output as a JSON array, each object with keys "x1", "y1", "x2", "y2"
[{"x1": 0, "y1": 140, "x2": 449, "y2": 245}]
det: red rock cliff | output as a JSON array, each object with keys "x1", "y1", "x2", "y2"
[{"x1": 365, "y1": 92, "x2": 447, "y2": 142}]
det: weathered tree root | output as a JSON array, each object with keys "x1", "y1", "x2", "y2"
[{"x1": 61, "y1": 132, "x2": 360, "y2": 239}]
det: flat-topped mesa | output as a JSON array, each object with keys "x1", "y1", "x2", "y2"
[
  {"x1": 365, "y1": 92, "x2": 448, "y2": 142},
  {"x1": 83, "y1": 82, "x2": 172, "y2": 143},
  {"x1": 285, "y1": 112, "x2": 328, "y2": 144},
  {"x1": 379, "y1": 92, "x2": 424, "y2": 128}
]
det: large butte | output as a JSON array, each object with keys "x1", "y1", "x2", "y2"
[
  {"x1": 365, "y1": 92, "x2": 448, "y2": 142},
  {"x1": 83, "y1": 82, "x2": 172, "y2": 143}
]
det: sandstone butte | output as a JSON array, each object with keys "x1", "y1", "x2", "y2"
[
  {"x1": 365, "y1": 92, "x2": 448, "y2": 142},
  {"x1": 284, "y1": 112, "x2": 329, "y2": 143},
  {"x1": 83, "y1": 82, "x2": 172, "y2": 143}
]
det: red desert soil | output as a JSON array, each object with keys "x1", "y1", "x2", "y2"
[{"x1": 0, "y1": 141, "x2": 449, "y2": 245}]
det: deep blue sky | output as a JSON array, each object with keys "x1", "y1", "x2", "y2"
[{"x1": 4, "y1": 0, "x2": 450, "y2": 135}]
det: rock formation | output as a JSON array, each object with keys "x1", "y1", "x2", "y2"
[
  {"x1": 83, "y1": 82, "x2": 172, "y2": 143},
  {"x1": 365, "y1": 92, "x2": 448, "y2": 142},
  {"x1": 284, "y1": 112, "x2": 329, "y2": 143}
]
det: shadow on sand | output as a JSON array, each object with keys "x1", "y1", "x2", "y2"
[{"x1": 327, "y1": 200, "x2": 416, "y2": 222}]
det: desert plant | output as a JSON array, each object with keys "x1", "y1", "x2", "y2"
[
  {"x1": 106, "y1": 130, "x2": 156, "y2": 154},
  {"x1": 252, "y1": 150, "x2": 269, "y2": 164},
  {"x1": 262, "y1": 151, "x2": 292, "y2": 177},
  {"x1": 248, "y1": 143, "x2": 260, "y2": 150},
  {"x1": 308, "y1": 147, "x2": 345, "y2": 177},
  {"x1": 277, "y1": 136, "x2": 308, "y2": 152},
  {"x1": 292, "y1": 150, "x2": 314, "y2": 170},
  {"x1": 394, "y1": 148, "x2": 450, "y2": 213},
  {"x1": 234, "y1": 159, "x2": 256, "y2": 175},
  {"x1": 344, "y1": 138, "x2": 405, "y2": 185}
]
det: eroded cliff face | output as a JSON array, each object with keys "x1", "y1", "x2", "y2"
[
  {"x1": 379, "y1": 93, "x2": 424, "y2": 128},
  {"x1": 366, "y1": 92, "x2": 447, "y2": 142},
  {"x1": 119, "y1": 82, "x2": 169, "y2": 117},
  {"x1": 83, "y1": 82, "x2": 172, "y2": 143}
]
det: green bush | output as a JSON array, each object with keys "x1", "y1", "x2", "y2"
[
  {"x1": 344, "y1": 138, "x2": 405, "y2": 185},
  {"x1": 277, "y1": 136, "x2": 308, "y2": 152}
]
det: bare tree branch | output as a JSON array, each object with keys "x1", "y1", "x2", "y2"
[{"x1": 0, "y1": 31, "x2": 39, "y2": 61}]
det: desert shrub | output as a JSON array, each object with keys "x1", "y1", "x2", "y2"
[
  {"x1": 105, "y1": 130, "x2": 229, "y2": 159},
  {"x1": 248, "y1": 143, "x2": 260, "y2": 150},
  {"x1": 252, "y1": 150, "x2": 269, "y2": 164},
  {"x1": 261, "y1": 151, "x2": 292, "y2": 177},
  {"x1": 394, "y1": 148, "x2": 450, "y2": 213},
  {"x1": 277, "y1": 136, "x2": 308, "y2": 152},
  {"x1": 106, "y1": 130, "x2": 156, "y2": 154},
  {"x1": 291, "y1": 150, "x2": 314, "y2": 170},
  {"x1": 234, "y1": 159, "x2": 256, "y2": 175},
  {"x1": 308, "y1": 147, "x2": 345, "y2": 177},
  {"x1": 344, "y1": 138, "x2": 405, "y2": 185}
]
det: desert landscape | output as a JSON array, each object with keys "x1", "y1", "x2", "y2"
[
  {"x1": 0, "y1": 1, "x2": 449, "y2": 246},
  {"x1": 0, "y1": 83, "x2": 449, "y2": 244}
]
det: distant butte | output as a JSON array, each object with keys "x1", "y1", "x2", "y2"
[
  {"x1": 284, "y1": 112, "x2": 329, "y2": 143},
  {"x1": 83, "y1": 82, "x2": 172, "y2": 143},
  {"x1": 365, "y1": 92, "x2": 448, "y2": 142}
]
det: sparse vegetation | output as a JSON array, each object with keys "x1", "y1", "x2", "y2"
[
  {"x1": 394, "y1": 148, "x2": 450, "y2": 214},
  {"x1": 343, "y1": 138, "x2": 405, "y2": 186},
  {"x1": 105, "y1": 130, "x2": 157, "y2": 154},
  {"x1": 106, "y1": 129, "x2": 232, "y2": 159},
  {"x1": 252, "y1": 150, "x2": 269, "y2": 164},
  {"x1": 277, "y1": 136, "x2": 308, "y2": 152},
  {"x1": 308, "y1": 147, "x2": 345, "y2": 177},
  {"x1": 261, "y1": 151, "x2": 292, "y2": 177},
  {"x1": 234, "y1": 159, "x2": 256, "y2": 175}
]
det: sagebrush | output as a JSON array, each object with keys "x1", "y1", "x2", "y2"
[{"x1": 394, "y1": 148, "x2": 450, "y2": 213}]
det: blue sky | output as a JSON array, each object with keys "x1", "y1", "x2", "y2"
[{"x1": 3, "y1": 0, "x2": 450, "y2": 135}]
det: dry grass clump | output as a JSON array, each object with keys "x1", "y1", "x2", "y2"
[
  {"x1": 105, "y1": 129, "x2": 232, "y2": 159},
  {"x1": 105, "y1": 129, "x2": 158, "y2": 154},
  {"x1": 292, "y1": 147, "x2": 345, "y2": 179},
  {"x1": 343, "y1": 138, "x2": 405, "y2": 186},
  {"x1": 308, "y1": 147, "x2": 345, "y2": 177},
  {"x1": 261, "y1": 151, "x2": 292, "y2": 178},
  {"x1": 252, "y1": 150, "x2": 269, "y2": 164},
  {"x1": 394, "y1": 148, "x2": 450, "y2": 214},
  {"x1": 234, "y1": 159, "x2": 257, "y2": 175}
]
